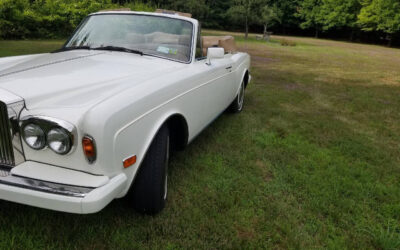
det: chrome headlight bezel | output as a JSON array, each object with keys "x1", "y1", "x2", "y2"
[
  {"x1": 20, "y1": 116, "x2": 76, "y2": 155},
  {"x1": 47, "y1": 127, "x2": 72, "y2": 155},
  {"x1": 22, "y1": 123, "x2": 46, "y2": 150}
]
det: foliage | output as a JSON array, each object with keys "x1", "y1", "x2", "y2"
[
  {"x1": 320, "y1": 0, "x2": 361, "y2": 31},
  {"x1": 226, "y1": 0, "x2": 263, "y2": 38},
  {"x1": 1, "y1": 0, "x2": 400, "y2": 44},
  {"x1": 167, "y1": 0, "x2": 209, "y2": 21},
  {"x1": 0, "y1": 0, "x2": 154, "y2": 39},
  {"x1": 260, "y1": 4, "x2": 281, "y2": 34},
  {"x1": 293, "y1": 0, "x2": 400, "y2": 44},
  {"x1": 266, "y1": 0, "x2": 300, "y2": 33},
  {"x1": 358, "y1": 0, "x2": 400, "y2": 44},
  {"x1": 296, "y1": 0, "x2": 324, "y2": 37},
  {"x1": 202, "y1": 0, "x2": 231, "y2": 29},
  {"x1": 0, "y1": 0, "x2": 30, "y2": 39}
]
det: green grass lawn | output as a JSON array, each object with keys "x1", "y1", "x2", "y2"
[
  {"x1": 0, "y1": 35, "x2": 400, "y2": 249},
  {"x1": 0, "y1": 40, "x2": 64, "y2": 57}
]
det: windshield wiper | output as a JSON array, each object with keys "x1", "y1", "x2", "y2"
[
  {"x1": 92, "y1": 46, "x2": 144, "y2": 56},
  {"x1": 52, "y1": 46, "x2": 92, "y2": 53}
]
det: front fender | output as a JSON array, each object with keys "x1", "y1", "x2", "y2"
[
  {"x1": 232, "y1": 53, "x2": 251, "y2": 96},
  {"x1": 112, "y1": 109, "x2": 188, "y2": 197}
]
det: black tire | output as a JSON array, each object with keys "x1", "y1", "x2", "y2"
[
  {"x1": 228, "y1": 79, "x2": 245, "y2": 113},
  {"x1": 129, "y1": 125, "x2": 170, "y2": 215}
]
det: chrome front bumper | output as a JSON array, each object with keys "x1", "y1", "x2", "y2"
[
  {"x1": 0, "y1": 163, "x2": 127, "y2": 214},
  {"x1": 0, "y1": 167, "x2": 93, "y2": 198}
]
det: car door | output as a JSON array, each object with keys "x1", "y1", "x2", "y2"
[
  {"x1": 175, "y1": 26, "x2": 236, "y2": 140},
  {"x1": 183, "y1": 54, "x2": 235, "y2": 140}
]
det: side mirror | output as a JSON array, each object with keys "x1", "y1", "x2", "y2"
[{"x1": 206, "y1": 47, "x2": 225, "y2": 65}]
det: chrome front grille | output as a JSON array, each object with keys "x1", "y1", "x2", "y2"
[
  {"x1": 0, "y1": 101, "x2": 15, "y2": 166},
  {"x1": 0, "y1": 167, "x2": 9, "y2": 177}
]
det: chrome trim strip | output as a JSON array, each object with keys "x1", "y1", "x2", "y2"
[
  {"x1": 0, "y1": 166, "x2": 93, "y2": 197},
  {"x1": 20, "y1": 115, "x2": 76, "y2": 134}
]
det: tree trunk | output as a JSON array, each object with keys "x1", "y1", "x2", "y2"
[
  {"x1": 263, "y1": 24, "x2": 267, "y2": 37},
  {"x1": 315, "y1": 28, "x2": 319, "y2": 38},
  {"x1": 245, "y1": 16, "x2": 249, "y2": 39},
  {"x1": 388, "y1": 35, "x2": 393, "y2": 47},
  {"x1": 349, "y1": 29, "x2": 355, "y2": 41}
]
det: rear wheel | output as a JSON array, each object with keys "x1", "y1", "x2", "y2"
[
  {"x1": 129, "y1": 125, "x2": 169, "y2": 215},
  {"x1": 228, "y1": 79, "x2": 245, "y2": 113}
]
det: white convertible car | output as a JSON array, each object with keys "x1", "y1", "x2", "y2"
[{"x1": 0, "y1": 11, "x2": 251, "y2": 214}]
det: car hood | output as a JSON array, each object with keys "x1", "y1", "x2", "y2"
[{"x1": 0, "y1": 51, "x2": 185, "y2": 109}]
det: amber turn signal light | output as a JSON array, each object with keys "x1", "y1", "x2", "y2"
[
  {"x1": 82, "y1": 136, "x2": 96, "y2": 164},
  {"x1": 123, "y1": 155, "x2": 137, "y2": 168}
]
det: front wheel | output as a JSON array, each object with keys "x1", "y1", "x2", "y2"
[
  {"x1": 228, "y1": 79, "x2": 245, "y2": 113},
  {"x1": 129, "y1": 125, "x2": 169, "y2": 215}
]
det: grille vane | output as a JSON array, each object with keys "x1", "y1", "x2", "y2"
[{"x1": 0, "y1": 101, "x2": 15, "y2": 166}]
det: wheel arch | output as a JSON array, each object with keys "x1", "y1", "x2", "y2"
[
  {"x1": 243, "y1": 70, "x2": 250, "y2": 88},
  {"x1": 133, "y1": 112, "x2": 189, "y2": 171},
  {"x1": 118, "y1": 111, "x2": 189, "y2": 197},
  {"x1": 165, "y1": 114, "x2": 189, "y2": 151},
  {"x1": 234, "y1": 69, "x2": 250, "y2": 97}
]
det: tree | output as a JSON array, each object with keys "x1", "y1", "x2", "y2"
[
  {"x1": 203, "y1": 0, "x2": 232, "y2": 29},
  {"x1": 227, "y1": 0, "x2": 262, "y2": 39},
  {"x1": 268, "y1": 0, "x2": 300, "y2": 34},
  {"x1": 320, "y1": 0, "x2": 361, "y2": 40},
  {"x1": 167, "y1": 0, "x2": 209, "y2": 20},
  {"x1": 358, "y1": 0, "x2": 400, "y2": 46},
  {"x1": 296, "y1": 0, "x2": 325, "y2": 38},
  {"x1": 0, "y1": 0, "x2": 30, "y2": 39},
  {"x1": 260, "y1": 4, "x2": 281, "y2": 39}
]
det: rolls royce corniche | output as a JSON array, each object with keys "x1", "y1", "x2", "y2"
[{"x1": 0, "y1": 10, "x2": 251, "y2": 214}]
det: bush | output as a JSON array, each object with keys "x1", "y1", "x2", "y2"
[
  {"x1": 0, "y1": 0, "x2": 30, "y2": 39},
  {"x1": 124, "y1": 2, "x2": 154, "y2": 12},
  {"x1": 0, "y1": 0, "x2": 154, "y2": 39},
  {"x1": 280, "y1": 39, "x2": 297, "y2": 46}
]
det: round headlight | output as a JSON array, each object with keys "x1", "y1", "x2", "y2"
[
  {"x1": 23, "y1": 124, "x2": 46, "y2": 150},
  {"x1": 47, "y1": 128, "x2": 72, "y2": 155}
]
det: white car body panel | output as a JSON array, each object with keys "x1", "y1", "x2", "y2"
[
  {"x1": 0, "y1": 11, "x2": 251, "y2": 213},
  {"x1": 11, "y1": 161, "x2": 109, "y2": 188},
  {"x1": 0, "y1": 169, "x2": 127, "y2": 214}
]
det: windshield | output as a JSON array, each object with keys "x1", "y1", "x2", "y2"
[{"x1": 65, "y1": 14, "x2": 194, "y2": 63}]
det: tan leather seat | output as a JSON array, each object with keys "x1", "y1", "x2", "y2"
[{"x1": 202, "y1": 36, "x2": 237, "y2": 56}]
